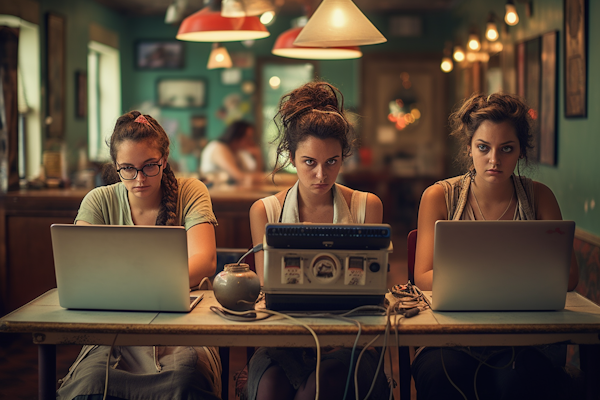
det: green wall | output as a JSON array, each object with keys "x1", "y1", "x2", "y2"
[
  {"x1": 450, "y1": 0, "x2": 600, "y2": 236},
  {"x1": 37, "y1": 0, "x2": 126, "y2": 168}
]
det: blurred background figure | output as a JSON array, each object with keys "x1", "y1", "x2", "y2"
[{"x1": 200, "y1": 121, "x2": 265, "y2": 187}]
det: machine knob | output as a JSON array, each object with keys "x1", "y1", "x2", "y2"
[{"x1": 369, "y1": 262, "x2": 380, "y2": 273}]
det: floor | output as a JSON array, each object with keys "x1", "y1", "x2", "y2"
[{"x1": 0, "y1": 228, "x2": 411, "y2": 400}]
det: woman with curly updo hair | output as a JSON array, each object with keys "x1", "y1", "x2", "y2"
[
  {"x1": 57, "y1": 111, "x2": 221, "y2": 400},
  {"x1": 411, "y1": 93, "x2": 579, "y2": 400},
  {"x1": 242, "y1": 81, "x2": 388, "y2": 400}
]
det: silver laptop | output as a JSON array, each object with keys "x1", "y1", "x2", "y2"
[
  {"x1": 51, "y1": 224, "x2": 202, "y2": 312},
  {"x1": 432, "y1": 220, "x2": 575, "y2": 311}
]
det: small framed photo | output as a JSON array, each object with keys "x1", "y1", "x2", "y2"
[
  {"x1": 157, "y1": 78, "x2": 206, "y2": 108},
  {"x1": 135, "y1": 40, "x2": 184, "y2": 70}
]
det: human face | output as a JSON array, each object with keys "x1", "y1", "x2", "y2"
[
  {"x1": 115, "y1": 140, "x2": 165, "y2": 201},
  {"x1": 469, "y1": 120, "x2": 521, "y2": 184},
  {"x1": 292, "y1": 136, "x2": 342, "y2": 195}
]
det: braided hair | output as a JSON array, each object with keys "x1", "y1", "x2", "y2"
[
  {"x1": 105, "y1": 110, "x2": 179, "y2": 226},
  {"x1": 449, "y1": 92, "x2": 534, "y2": 174},
  {"x1": 272, "y1": 81, "x2": 357, "y2": 175}
]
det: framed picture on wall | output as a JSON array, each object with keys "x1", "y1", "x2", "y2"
[
  {"x1": 564, "y1": 0, "x2": 587, "y2": 117},
  {"x1": 75, "y1": 71, "x2": 87, "y2": 118},
  {"x1": 540, "y1": 31, "x2": 558, "y2": 165},
  {"x1": 46, "y1": 12, "x2": 66, "y2": 139},
  {"x1": 157, "y1": 78, "x2": 206, "y2": 108},
  {"x1": 135, "y1": 40, "x2": 184, "y2": 70}
]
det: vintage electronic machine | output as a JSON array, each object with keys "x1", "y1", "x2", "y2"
[{"x1": 262, "y1": 223, "x2": 393, "y2": 311}]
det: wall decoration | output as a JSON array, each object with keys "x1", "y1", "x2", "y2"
[
  {"x1": 564, "y1": 0, "x2": 587, "y2": 117},
  {"x1": 136, "y1": 40, "x2": 184, "y2": 70},
  {"x1": 516, "y1": 32, "x2": 558, "y2": 165},
  {"x1": 157, "y1": 78, "x2": 205, "y2": 108},
  {"x1": 46, "y1": 12, "x2": 66, "y2": 139},
  {"x1": 75, "y1": 71, "x2": 87, "y2": 118},
  {"x1": 540, "y1": 31, "x2": 558, "y2": 165}
]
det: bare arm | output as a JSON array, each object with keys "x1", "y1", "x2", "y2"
[
  {"x1": 211, "y1": 142, "x2": 248, "y2": 182},
  {"x1": 534, "y1": 182, "x2": 579, "y2": 291},
  {"x1": 413, "y1": 184, "x2": 448, "y2": 290},
  {"x1": 364, "y1": 193, "x2": 384, "y2": 224},
  {"x1": 187, "y1": 223, "x2": 217, "y2": 287},
  {"x1": 249, "y1": 200, "x2": 269, "y2": 285}
]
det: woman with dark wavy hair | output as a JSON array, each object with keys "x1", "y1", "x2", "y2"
[
  {"x1": 243, "y1": 81, "x2": 388, "y2": 400},
  {"x1": 412, "y1": 93, "x2": 579, "y2": 400},
  {"x1": 57, "y1": 111, "x2": 221, "y2": 400}
]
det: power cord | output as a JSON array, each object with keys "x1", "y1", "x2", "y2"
[
  {"x1": 102, "y1": 334, "x2": 119, "y2": 400},
  {"x1": 210, "y1": 283, "x2": 428, "y2": 400},
  {"x1": 237, "y1": 244, "x2": 263, "y2": 265}
]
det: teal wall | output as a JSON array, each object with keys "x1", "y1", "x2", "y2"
[
  {"x1": 37, "y1": 0, "x2": 126, "y2": 165},
  {"x1": 449, "y1": 0, "x2": 600, "y2": 237}
]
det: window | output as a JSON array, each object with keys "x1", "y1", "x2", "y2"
[
  {"x1": 0, "y1": 15, "x2": 41, "y2": 182},
  {"x1": 260, "y1": 62, "x2": 314, "y2": 172},
  {"x1": 88, "y1": 40, "x2": 121, "y2": 162}
]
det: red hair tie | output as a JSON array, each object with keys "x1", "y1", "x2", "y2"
[{"x1": 134, "y1": 114, "x2": 150, "y2": 125}]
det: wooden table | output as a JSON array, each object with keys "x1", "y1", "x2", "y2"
[{"x1": 2, "y1": 290, "x2": 600, "y2": 400}]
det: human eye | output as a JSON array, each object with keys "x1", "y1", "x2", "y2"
[
  {"x1": 477, "y1": 144, "x2": 488, "y2": 152},
  {"x1": 304, "y1": 159, "x2": 315, "y2": 166},
  {"x1": 326, "y1": 158, "x2": 338, "y2": 165},
  {"x1": 501, "y1": 146, "x2": 513, "y2": 153}
]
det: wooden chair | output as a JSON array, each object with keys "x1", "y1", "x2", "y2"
[{"x1": 398, "y1": 229, "x2": 417, "y2": 400}]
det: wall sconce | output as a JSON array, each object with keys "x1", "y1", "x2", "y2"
[
  {"x1": 505, "y1": 0, "x2": 519, "y2": 26},
  {"x1": 453, "y1": 45, "x2": 465, "y2": 62},
  {"x1": 485, "y1": 14, "x2": 499, "y2": 41},
  {"x1": 468, "y1": 33, "x2": 481, "y2": 52},
  {"x1": 207, "y1": 43, "x2": 233, "y2": 69}
]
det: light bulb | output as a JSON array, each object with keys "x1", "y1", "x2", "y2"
[
  {"x1": 440, "y1": 57, "x2": 453, "y2": 73},
  {"x1": 505, "y1": 4, "x2": 519, "y2": 26},
  {"x1": 486, "y1": 22, "x2": 498, "y2": 41},
  {"x1": 468, "y1": 34, "x2": 481, "y2": 51},
  {"x1": 453, "y1": 46, "x2": 465, "y2": 62}
]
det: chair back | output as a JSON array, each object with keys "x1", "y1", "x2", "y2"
[{"x1": 407, "y1": 229, "x2": 417, "y2": 284}]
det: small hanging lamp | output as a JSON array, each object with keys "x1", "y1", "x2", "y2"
[{"x1": 207, "y1": 43, "x2": 233, "y2": 69}]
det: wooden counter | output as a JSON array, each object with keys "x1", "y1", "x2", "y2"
[{"x1": 0, "y1": 184, "x2": 281, "y2": 315}]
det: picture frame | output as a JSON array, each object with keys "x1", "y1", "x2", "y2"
[
  {"x1": 157, "y1": 78, "x2": 206, "y2": 108},
  {"x1": 564, "y1": 0, "x2": 587, "y2": 117},
  {"x1": 540, "y1": 31, "x2": 558, "y2": 165},
  {"x1": 75, "y1": 71, "x2": 87, "y2": 118},
  {"x1": 46, "y1": 12, "x2": 66, "y2": 139},
  {"x1": 135, "y1": 40, "x2": 184, "y2": 70},
  {"x1": 516, "y1": 36, "x2": 541, "y2": 162}
]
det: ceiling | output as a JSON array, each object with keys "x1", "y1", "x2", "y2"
[{"x1": 92, "y1": 0, "x2": 460, "y2": 18}]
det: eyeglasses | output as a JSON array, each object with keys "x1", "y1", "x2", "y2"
[{"x1": 116, "y1": 163, "x2": 163, "y2": 180}]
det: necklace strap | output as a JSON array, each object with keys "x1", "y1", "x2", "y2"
[{"x1": 471, "y1": 183, "x2": 514, "y2": 221}]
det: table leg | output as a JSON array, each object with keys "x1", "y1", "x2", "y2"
[
  {"x1": 580, "y1": 344, "x2": 600, "y2": 400},
  {"x1": 219, "y1": 347, "x2": 230, "y2": 400},
  {"x1": 398, "y1": 346, "x2": 411, "y2": 400},
  {"x1": 38, "y1": 344, "x2": 56, "y2": 400}
]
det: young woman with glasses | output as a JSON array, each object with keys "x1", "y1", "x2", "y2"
[{"x1": 56, "y1": 111, "x2": 221, "y2": 400}]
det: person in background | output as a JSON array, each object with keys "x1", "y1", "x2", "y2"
[
  {"x1": 412, "y1": 92, "x2": 580, "y2": 400},
  {"x1": 57, "y1": 111, "x2": 221, "y2": 400},
  {"x1": 243, "y1": 81, "x2": 388, "y2": 400},
  {"x1": 200, "y1": 120, "x2": 264, "y2": 187}
]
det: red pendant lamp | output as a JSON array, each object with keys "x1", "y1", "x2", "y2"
[
  {"x1": 176, "y1": 6, "x2": 270, "y2": 42},
  {"x1": 272, "y1": 26, "x2": 361, "y2": 59}
]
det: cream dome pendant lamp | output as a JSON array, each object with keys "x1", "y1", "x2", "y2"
[{"x1": 294, "y1": 0, "x2": 386, "y2": 47}]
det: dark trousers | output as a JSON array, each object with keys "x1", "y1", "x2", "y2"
[{"x1": 411, "y1": 346, "x2": 571, "y2": 400}]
